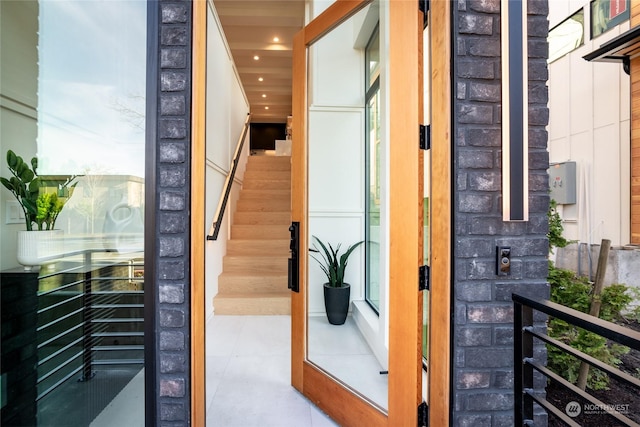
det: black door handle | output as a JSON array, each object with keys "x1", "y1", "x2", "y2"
[{"x1": 288, "y1": 222, "x2": 299, "y2": 293}]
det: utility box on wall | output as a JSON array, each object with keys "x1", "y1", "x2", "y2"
[{"x1": 548, "y1": 161, "x2": 576, "y2": 204}]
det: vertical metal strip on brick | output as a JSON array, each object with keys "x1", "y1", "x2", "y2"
[{"x1": 145, "y1": 1, "x2": 159, "y2": 425}]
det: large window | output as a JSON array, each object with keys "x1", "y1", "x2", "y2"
[
  {"x1": 1, "y1": 1, "x2": 146, "y2": 425},
  {"x1": 365, "y1": 27, "x2": 381, "y2": 312}
]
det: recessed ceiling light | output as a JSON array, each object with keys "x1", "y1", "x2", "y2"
[
  {"x1": 253, "y1": 55, "x2": 260, "y2": 60},
  {"x1": 273, "y1": 36, "x2": 280, "y2": 42},
  {"x1": 265, "y1": 106, "x2": 269, "y2": 110},
  {"x1": 258, "y1": 77, "x2": 264, "y2": 82},
  {"x1": 262, "y1": 94, "x2": 267, "y2": 98}
]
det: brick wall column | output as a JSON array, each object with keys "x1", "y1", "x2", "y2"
[
  {"x1": 150, "y1": 1, "x2": 192, "y2": 425},
  {"x1": 451, "y1": 1, "x2": 550, "y2": 425}
]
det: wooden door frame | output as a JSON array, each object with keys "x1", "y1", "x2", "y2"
[
  {"x1": 190, "y1": 0, "x2": 452, "y2": 425},
  {"x1": 291, "y1": 3, "x2": 388, "y2": 425},
  {"x1": 428, "y1": 1, "x2": 452, "y2": 425},
  {"x1": 191, "y1": 0, "x2": 207, "y2": 425}
]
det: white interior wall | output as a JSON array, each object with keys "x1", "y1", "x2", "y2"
[
  {"x1": 307, "y1": 4, "x2": 389, "y2": 369},
  {"x1": 0, "y1": 1, "x2": 39, "y2": 270},
  {"x1": 205, "y1": 2, "x2": 250, "y2": 321},
  {"x1": 548, "y1": 1, "x2": 631, "y2": 247},
  {"x1": 307, "y1": 16, "x2": 365, "y2": 313}
]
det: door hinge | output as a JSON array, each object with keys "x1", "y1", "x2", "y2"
[
  {"x1": 418, "y1": 401, "x2": 429, "y2": 427},
  {"x1": 419, "y1": 124, "x2": 431, "y2": 150},
  {"x1": 418, "y1": 0, "x2": 430, "y2": 14},
  {"x1": 419, "y1": 265, "x2": 430, "y2": 291}
]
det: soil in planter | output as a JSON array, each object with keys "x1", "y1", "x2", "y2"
[{"x1": 545, "y1": 320, "x2": 640, "y2": 426}]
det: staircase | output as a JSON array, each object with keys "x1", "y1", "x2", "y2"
[{"x1": 214, "y1": 155, "x2": 291, "y2": 315}]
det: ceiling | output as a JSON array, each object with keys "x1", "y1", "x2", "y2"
[{"x1": 213, "y1": 1, "x2": 306, "y2": 124}]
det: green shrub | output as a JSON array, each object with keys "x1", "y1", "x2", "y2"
[
  {"x1": 547, "y1": 262, "x2": 631, "y2": 390},
  {"x1": 547, "y1": 199, "x2": 571, "y2": 251}
]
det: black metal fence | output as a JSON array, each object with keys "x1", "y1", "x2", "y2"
[
  {"x1": 36, "y1": 252, "x2": 144, "y2": 400},
  {"x1": 513, "y1": 293, "x2": 640, "y2": 426}
]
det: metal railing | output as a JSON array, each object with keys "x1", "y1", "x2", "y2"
[
  {"x1": 207, "y1": 113, "x2": 251, "y2": 241},
  {"x1": 36, "y1": 252, "x2": 144, "y2": 400},
  {"x1": 513, "y1": 293, "x2": 640, "y2": 426}
]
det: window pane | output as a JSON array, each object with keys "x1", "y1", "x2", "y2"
[
  {"x1": 548, "y1": 9, "x2": 584, "y2": 63},
  {"x1": 365, "y1": 26, "x2": 381, "y2": 313},
  {"x1": 1, "y1": 1, "x2": 146, "y2": 425},
  {"x1": 592, "y1": 0, "x2": 629, "y2": 38},
  {"x1": 366, "y1": 87, "x2": 381, "y2": 312}
]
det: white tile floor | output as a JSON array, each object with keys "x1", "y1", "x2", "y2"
[
  {"x1": 86, "y1": 314, "x2": 389, "y2": 426},
  {"x1": 307, "y1": 316, "x2": 388, "y2": 410},
  {"x1": 206, "y1": 315, "x2": 339, "y2": 427},
  {"x1": 90, "y1": 370, "x2": 145, "y2": 427}
]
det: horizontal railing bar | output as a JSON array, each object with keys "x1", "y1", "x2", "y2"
[
  {"x1": 37, "y1": 350, "x2": 83, "y2": 384},
  {"x1": 92, "y1": 359, "x2": 144, "y2": 365},
  {"x1": 37, "y1": 293, "x2": 84, "y2": 315},
  {"x1": 525, "y1": 391, "x2": 580, "y2": 427},
  {"x1": 526, "y1": 327, "x2": 640, "y2": 389},
  {"x1": 91, "y1": 318, "x2": 144, "y2": 323},
  {"x1": 37, "y1": 265, "x2": 85, "y2": 280},
  {"x1": 528, "y1": 360, "x2": 640, "y2": 427},
  {"x1": 38, "y1": 324, "x2": 83, "y2": 349},
  {"x1": 92, "y1": 304, "x2": 144, "y2": 309},
  {"x1": 92, "y1": 332, "x2": 144, "y2": 337},
  {"x1": 37, "y1": 365, "x2": 83, "y2": 401},
  {"x1": 513, "y1": 294, "x2": 640, "y2": 349},
  {"x1": 92, "y1": 290, "x2": 144, "y2": 295},
  {"x1": 92, "y1": 345, "x2": 144, "y2": 351},
  {"x1": 38, "y1": 337, "x2": 84, "y2": 366},
  {"x1": 37, "y1": 308, "x2": 84, "y2": 332},
  {"x1": 88, "y1": 277, "x2": 144, "y2": 282},
  {"x1": 38, "y1": 279, "x2": 84, "y2": 297}
]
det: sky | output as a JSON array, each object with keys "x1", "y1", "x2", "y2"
[{"x1": 37, "y1": 0, "x2": 147, "y2": 177}]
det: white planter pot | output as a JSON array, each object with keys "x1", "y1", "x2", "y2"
[{"x1": 16, "y1": 230, "x2": 64, "y2": 271}]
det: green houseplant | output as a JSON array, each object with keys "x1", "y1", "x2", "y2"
[
  {"x1": 1, "y1": 150, "x2": 77, "y2": 231},
  {"x1": 310, "y1": 235, "x2": 363, "y2": 325},
  {"x1": 1, "y1": 150, "x2": 77, "y2": 269}
]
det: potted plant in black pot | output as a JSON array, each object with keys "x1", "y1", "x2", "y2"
[{"x1": 310, "y1": 235, "x2": 363, "y2": 325}]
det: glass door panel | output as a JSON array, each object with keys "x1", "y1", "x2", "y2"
[
  {"x1": 305, "y1": 2, "x2": 388, "y2": 411},
  {"x1": 291, "y1": 1, "x2": 424, "y2": 424},
  {"x1": 1, "y1": 1, "x2": 146, "y2": 425}
]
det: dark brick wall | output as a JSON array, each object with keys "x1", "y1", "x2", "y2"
[
  {"x1": 452, "y1": 1, "x2": 550, "y2": 425},
  {"x1": 150, "y1": 1, "x2": 192, "y2": 425}
]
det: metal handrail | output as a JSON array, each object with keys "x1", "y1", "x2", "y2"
[
  {"x1": 207, "y1": 113, "x2": 251, "y2": 240},
  {"x1": 513, "y1": 293, "x2": 640, "y2": 426}
]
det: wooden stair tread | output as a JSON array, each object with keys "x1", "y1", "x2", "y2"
[
  {"x1": 213, "y1": 292, "x2": 291, "y2": 315},
  {"x1": 215, "y1": 291, "x2": 290, "y2": 298},
  {"x1": 216, "y1": 154, "x2": 292, "y2": 315},
  {"x1": 218, "y1": 271, "x2": 287, "y2": 278}
]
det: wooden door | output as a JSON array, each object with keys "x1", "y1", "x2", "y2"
[{"x1": 289, "y1": 1, "x2": 449, "y2": 425}]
